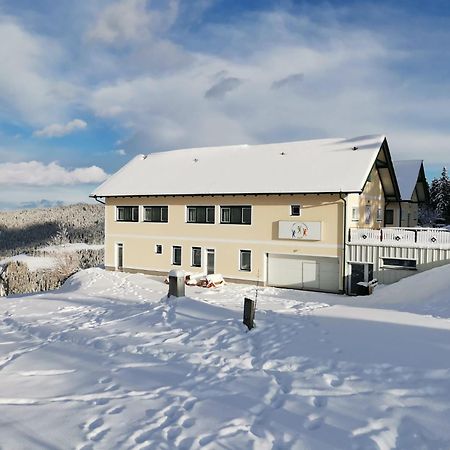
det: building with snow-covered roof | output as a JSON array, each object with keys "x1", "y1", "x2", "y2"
[
  {"x1": 392, "y1": 160, "x2": 429, "y2": 227},
  {"x1": 91, "y1": 135, "x2": 402, "y2": 294}
]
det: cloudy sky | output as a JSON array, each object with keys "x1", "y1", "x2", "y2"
[{"x1": 0, "y1": 0, "x2": 449, "y2": 209}]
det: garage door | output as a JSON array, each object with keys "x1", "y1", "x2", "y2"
[{"x1": 267, "y1": 254, "x2": 340, "y2": 292}]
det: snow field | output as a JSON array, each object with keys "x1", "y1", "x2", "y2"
[{"x1": 0, "y1": 266, "x2": 450, "y2": 449}]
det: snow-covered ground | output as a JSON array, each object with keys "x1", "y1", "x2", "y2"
[
  {"x1": 1, "y1": 265, "x2": 450, "y2": 450},
  {"x1": 0, "y1": 244, "x2": 104, "y2": 272}
]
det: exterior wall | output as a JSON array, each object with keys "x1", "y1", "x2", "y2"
[
  {"x1": 384, "y1": 202, "x2": 402, "y2": 227},
  {"x1": 399, "y1": 191, "x2": 419, "y2": 227},
  {"x1": 399, "y1": 202, "x2": 419, "y2": 227},
  {"x1": 347, "y1": 243, "x2": 450, "y2": 285},
  {"x1": 347, "y1": 164, "x2": 386, "y2": 229},
  {"x1": 104, "y1": 194, "x2": 345, "y2": 290}
]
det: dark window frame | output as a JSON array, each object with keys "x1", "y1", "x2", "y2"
[
  {"x1": 172, "y1": 246, "x2": 182, "y2": 265},
  {"x1": 382, "y1": 258, "x2": 417, "y2": 270},
  {"x1": 186, "y1": 206, "x2": 215, "y2": 224},
  {"x1": 240, "y1": 249, "x2": 251, "y2": 271},
  {"x1": 155, "y1": 244, "x2": 163, "y2": 254},
  {"x1": 116, "y1": 206, "x2": 139, "y2": 222},
  {"x1": 385, "y1": 209, "x2": 394, "y2": 225},
  {"x1": 290, "y1": 204, "x2": 301, "y2": 216},
  {"x1": 220, "y1": 206, "x2": 252, "y2": 225},
  {"x1": 144, "y1": 206, "x2": 168, "y2": 223},
  {"x1": 191, "y1": 247, "x2": 202, "y2": 267}
]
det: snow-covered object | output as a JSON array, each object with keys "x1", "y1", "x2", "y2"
[
  {"x1": 393, "y1": 159, "x2": 423, "y2": 200},
  {"x1": 0, "y1": 254, "x2": 57, "y2": 272},
  {"x1": 92, "y1": 135, "x2": 386, "y2": 197},
  {"x1": 168, "y1": 269, "x2": 185, "y2": 278},
  {"x1": 206, "y1": 273, "x2": 225, "y2": 287}
]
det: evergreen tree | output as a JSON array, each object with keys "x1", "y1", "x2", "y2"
[{"x1": 430, "y1": 167, "x2": 450, "y2": 222}]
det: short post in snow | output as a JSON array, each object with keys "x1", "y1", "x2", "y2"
[
  {"x1": 243, "y1": 297, "x2": 256, "y2": 330},
  {"x1": 168, "y1": 269, "x2": 185, "y2": 298}
]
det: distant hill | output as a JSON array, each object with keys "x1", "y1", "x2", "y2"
[{"x1": 0, "y1": 203, "x2": 104, "y2": 257}]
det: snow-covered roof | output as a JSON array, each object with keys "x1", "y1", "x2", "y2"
[
  {"x1": 92, "y1": 135, "x2": 387, "y2": 197},
  {"x1": 393, "y1": 160, "x2": 423, "y2": 200}
]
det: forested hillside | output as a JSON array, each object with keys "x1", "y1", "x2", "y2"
[{"x1": 0, "y1": 203, "x2": 104, "y2": 257}]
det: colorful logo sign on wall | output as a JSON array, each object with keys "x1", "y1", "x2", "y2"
[{"x1": 278, "y1": 221, "x2": 322, "y2": 241}]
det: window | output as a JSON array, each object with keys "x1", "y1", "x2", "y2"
[
  {"x1": 155, "y1": 244, "x2": 162, "y2": 254},
  {"x1": 221, "y1": 207, "x2": 230, "y2": 223},
  {"x1": 376, "y1": 208, "x2": 383, "y2": 222},
  {"x1": 221, "y1": 206, "x2": 251, "y2": 225},
  {"x1": 351, "y1": 207, "x2": 359, "y2": 221},
  {"x1": 116, "y1": 206, "x2": 139, "y2": 222},
  {"x1": 144, "y1": 206, "x2": 168, "y2": 223},
  {"x1": 385, "y1": 209, "x2": 394, "y2": 225},
  {"x1": 291, "y1": 204, "x2": 301, "y2": 216},
  {"x1": 382, "y1": 258, "x2": 416, "y2": 270},
  {"x1": 187, "y1": 206, "x2": 215, "y2": 223},
  {"x1": 172, "y1": 246, "x2": 182, "y2": 265},
  {"x1": 365, "y1": 205, "x2": 371, "y2": 225},
  {"x1": 191, "y1": 247, "x2": 202, "y2": 267},
  {"x1": 240, "y1": 250, "x2": 251, "y2": 271}
]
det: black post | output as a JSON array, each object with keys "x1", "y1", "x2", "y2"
[{"x1": 243, "y1": 297, "x2": 256, "y2": 330}]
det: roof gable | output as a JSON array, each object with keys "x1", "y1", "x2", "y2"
[
  {"x1": 92, "y1": 135, "x2": 388, "y2": 197},
  {"x1": 393, "y1": 160, "x2": 426, "y2": 201}
]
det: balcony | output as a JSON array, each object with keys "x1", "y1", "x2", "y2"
[{"x1": 348, "y1": 227, "x2": 450, "y2": 248}]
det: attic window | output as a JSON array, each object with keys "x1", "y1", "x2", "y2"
[{"x1": 290, "y1": 205, "x2": 301, "y2": 216}]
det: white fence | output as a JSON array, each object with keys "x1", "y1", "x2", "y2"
[{"x1": 349, "y1": 227, "x2": 450, "y2": 248}]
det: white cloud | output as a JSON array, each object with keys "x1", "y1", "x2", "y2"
[
  {"x1": 0, "y1": 16, "x2": 80, "y2": 126},
  {"x1": 85, "y1": 9, "x2": 450, "y2": 168},
  {"x1": 33, "y1": 119, "x2": 87, "y2": 138},
  {"x1": 88, "y1": 17, "x2": 391, "y2": 150},
  {"x1": 87, "y1": 0, "x2": 178, "y2": 45},
  {"x1": 87, "y1": 0, "x2": 151, "y2": 44},
  {"x1": 0, "y1": 161, "x2": 108, "y2": 186},
  {"x1": 115, "y1": 149, "x2": 126, "y2": 155}
]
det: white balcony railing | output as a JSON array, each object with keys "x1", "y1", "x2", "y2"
[{"x1": 349, "y1": 227, "x2": 450, "y2": 248}]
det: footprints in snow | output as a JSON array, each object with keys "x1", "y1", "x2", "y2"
[
  {"x1": 84, "y1": 417, "x2": 109, "y2": 443},
  {"x1": 132, "y1": 397, "x2": 198, "y2": 447}
]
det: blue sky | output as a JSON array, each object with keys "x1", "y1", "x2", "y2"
[{"x1": 0, "y1": 0, "x2": 449, "y2": 209}]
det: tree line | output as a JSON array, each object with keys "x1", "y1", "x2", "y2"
[{"x1": 0, "y1": 203, "x2": 104, "y2": 257}]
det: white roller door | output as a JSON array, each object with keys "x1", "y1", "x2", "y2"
[{"x1": 267, "y1": 254, "x2": 340, "y2": 292}]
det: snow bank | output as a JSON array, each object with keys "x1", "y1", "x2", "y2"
[
  {"x1": 0, "y1": 254, "x2": 57, "y2": 272},
  {"x1": 357, "y1": 263, "x2": 450, "y2": 318},
  {"x1": 0, "y1": 267, "x2": 449, "y2": 449}
]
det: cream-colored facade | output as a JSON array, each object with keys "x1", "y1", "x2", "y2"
[
  {"x1": 346, "y1": 164, "x2": 393, "y2": 229},
  {"x1": 399, "y1": 190, "x2": 419, "y2": 227},
  {"x1": 105, "y1": 193, "x2": 347, "y2": 291},
  {"x1": 103, "y1": 162, "x2": 395, "y2": 293}
]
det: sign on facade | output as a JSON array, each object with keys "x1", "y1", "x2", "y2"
[{"x1": 278, "y1": 221, "x2": 322, "y2": 241}]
